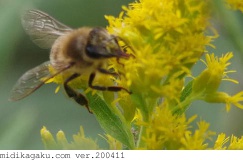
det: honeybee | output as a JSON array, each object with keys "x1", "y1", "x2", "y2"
[{"x1": 9, "y1": 9, "x2": 131, "y2": 113}]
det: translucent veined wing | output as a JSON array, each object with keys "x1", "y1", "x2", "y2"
[
  {"x1": 21, "y1": 9, "x2": 73, "y2": 49},
  {"x1": 9, "y1": 61, "x2": 52, "y2": 101},
  {"x1": 9, "y1": 61, "x2": 72, "y2": 101}
]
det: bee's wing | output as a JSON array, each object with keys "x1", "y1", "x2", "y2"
[
  {"x1": 22, "y1": 9, "x2": 73, "y2": 49},
  {"x1": 10, "y1": 61, "x2": 73, "y2": 101},
  {"x1": 9, "y1": 61, "x2": 53, "y2": 101}
]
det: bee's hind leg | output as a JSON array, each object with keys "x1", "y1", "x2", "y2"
[{"x1": 64, "y1": 73, "x2": 92, "y2": 113}]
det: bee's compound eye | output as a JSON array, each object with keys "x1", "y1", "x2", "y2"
[{"x1": 86, "y1": 44, "x2": 103, "y2": 59}]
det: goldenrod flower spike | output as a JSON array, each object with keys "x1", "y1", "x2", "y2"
[
  {"x1": 39, "y1": 0, "x2": 243, "y2": 150},
  {"x1": 106, "y1": 0, "x2": 215, "y2": 121}
]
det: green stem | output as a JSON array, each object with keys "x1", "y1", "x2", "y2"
[
  {"x1": 172, "y1": 97, "x2": 192, "y2": 114},
  {"x1": 130, "y1": 94, "x2": 151, "y2": 149},
  {"x1": 172, "y1": 95, "x2": 200, "y2": 115},
  {"x1": 136, "y1": 125, "x2": 146, "y2": 148}
]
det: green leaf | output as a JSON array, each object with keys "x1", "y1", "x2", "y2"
[
  {"x1": 87, "y1": 93, "x2": 135, "y2": 149},
  {"x1": 173, "y1": 80, "x2": 194, "y2": 115},
  {"x1": 180, "y1": 80, "x2": 193, "y2": 102},
  {"x1": 130, "y1": 94, "x2": 149, "y2": 121}
]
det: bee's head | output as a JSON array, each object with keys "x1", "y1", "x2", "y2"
[{"x1": 86, "y1": 27, "x2": 129, "y2": 59}]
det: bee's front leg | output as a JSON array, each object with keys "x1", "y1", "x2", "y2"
[
  {"x1": 98, "y1": 67, "x2": 126, "y2": 79},
  {"x1": 88, "y1": 72, "x2": 132, "y2": 94},
  {"x1": 64, "y1": 73, "x2": 92, "y2": 113},
  {"x1": 97, "y1": 68, "x2": 119, "y2": 77}
]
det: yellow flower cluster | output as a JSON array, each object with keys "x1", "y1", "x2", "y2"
[
  {"x1": 41, "y1": 126, "x2": 125, "y2": 150},
  {"x1": 214, "y1": 133, "x2": 243, "y2": 149},
  {"x1": 192, "y1": 53, "x2": 243, "y2": 111},
  {"x1": 41, "y1": 126, "x2": 100, "y2": 149},
  {"x1": 104, "y1": 0, "x2": 243, "y2": 149},
  {"x1": 40, "y1": 0, "x2": 243, "y2": 150},
  {"x1": 137, "y1": 107, "x2": 215, "y2": 149},
  {"x1": 226, "y1": 0, "x2": 243, "y2": 12},
  {"x1": 106, "y1": 0, "x2": 215, "y2": 120}
]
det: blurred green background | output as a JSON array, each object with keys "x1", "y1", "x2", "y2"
[{"x1": 0, "y1": 0, "x2": 243, "y2": 149}]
